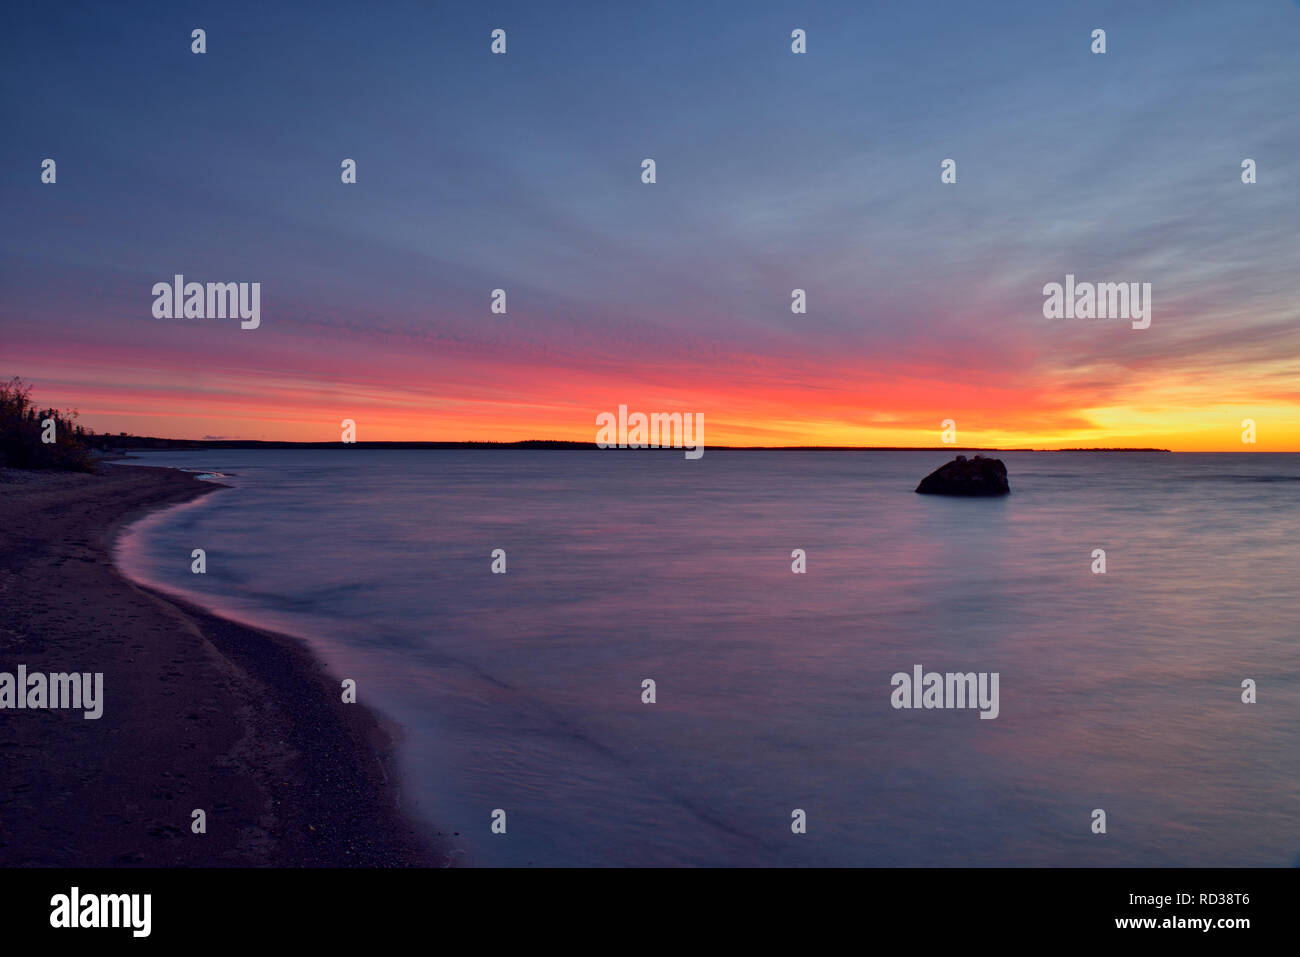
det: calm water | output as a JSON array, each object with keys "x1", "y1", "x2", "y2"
[{"x1": 113, "y1": 450, "x2": 1300, "y2": 867}]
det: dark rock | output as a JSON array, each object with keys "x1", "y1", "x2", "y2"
[{"x1": 915, "y1": 455, "x2": 1010, "y2": 496}]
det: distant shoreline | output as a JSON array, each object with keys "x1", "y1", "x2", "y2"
[{"x1": 104, "y1": 439, "x2": 1180, "y2": 453}]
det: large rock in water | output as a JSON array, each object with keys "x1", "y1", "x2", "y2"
[{"x1": 915, "y1": 455, "x2": 1010, "y2": 496}]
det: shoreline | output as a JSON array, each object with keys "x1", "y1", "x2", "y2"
[{"x1": 0, "y1": 464, "x2": 450, "y2": 867}]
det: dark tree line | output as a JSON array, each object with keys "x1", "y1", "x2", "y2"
[{"x1": 0, "y1": 377, "x2": 96, "y2": 471}]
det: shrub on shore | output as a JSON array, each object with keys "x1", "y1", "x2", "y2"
[{"x1": 0, "y1": 377, "x2": 96, "y2": 471}]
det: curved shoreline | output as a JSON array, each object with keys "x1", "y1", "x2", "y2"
[{"x1": 0, "y1": 464, "x2": 451, "y2": 867}]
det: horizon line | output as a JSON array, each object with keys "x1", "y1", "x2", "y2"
[{"x1": 99, "y1": 436, "x2": 1211, "y2": 453}]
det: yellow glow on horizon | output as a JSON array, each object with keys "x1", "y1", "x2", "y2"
[
  {"x1": 22, "y1": 353, "x2": 1300, "y2": 452},
  {"x1": 75, "y1": 404, "x2": 1300, "y2": 451}
]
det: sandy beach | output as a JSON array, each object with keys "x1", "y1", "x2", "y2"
[{"x1": 0, "y1": 464, "x2": 443, "y2": 867}]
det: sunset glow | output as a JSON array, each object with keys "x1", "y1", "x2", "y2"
[{"x1": 3, "y1": 2, "x2": 1297, "y2": 451}]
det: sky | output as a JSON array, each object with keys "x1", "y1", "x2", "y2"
[{"x1": 2, "y1": 0, "x2": 1298, "y2": 450}]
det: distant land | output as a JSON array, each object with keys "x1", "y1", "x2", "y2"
[{"x1": 91, "y1": 434, "x2": 1175, "y2": 453}]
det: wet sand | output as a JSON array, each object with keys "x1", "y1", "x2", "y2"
[{"x1": 0, "y1": 464, "x2": 447, "y2": 866}]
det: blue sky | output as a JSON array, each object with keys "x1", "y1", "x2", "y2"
[{"x1": 2, "y1": 0, "x2": 1297, "y2": 447}]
